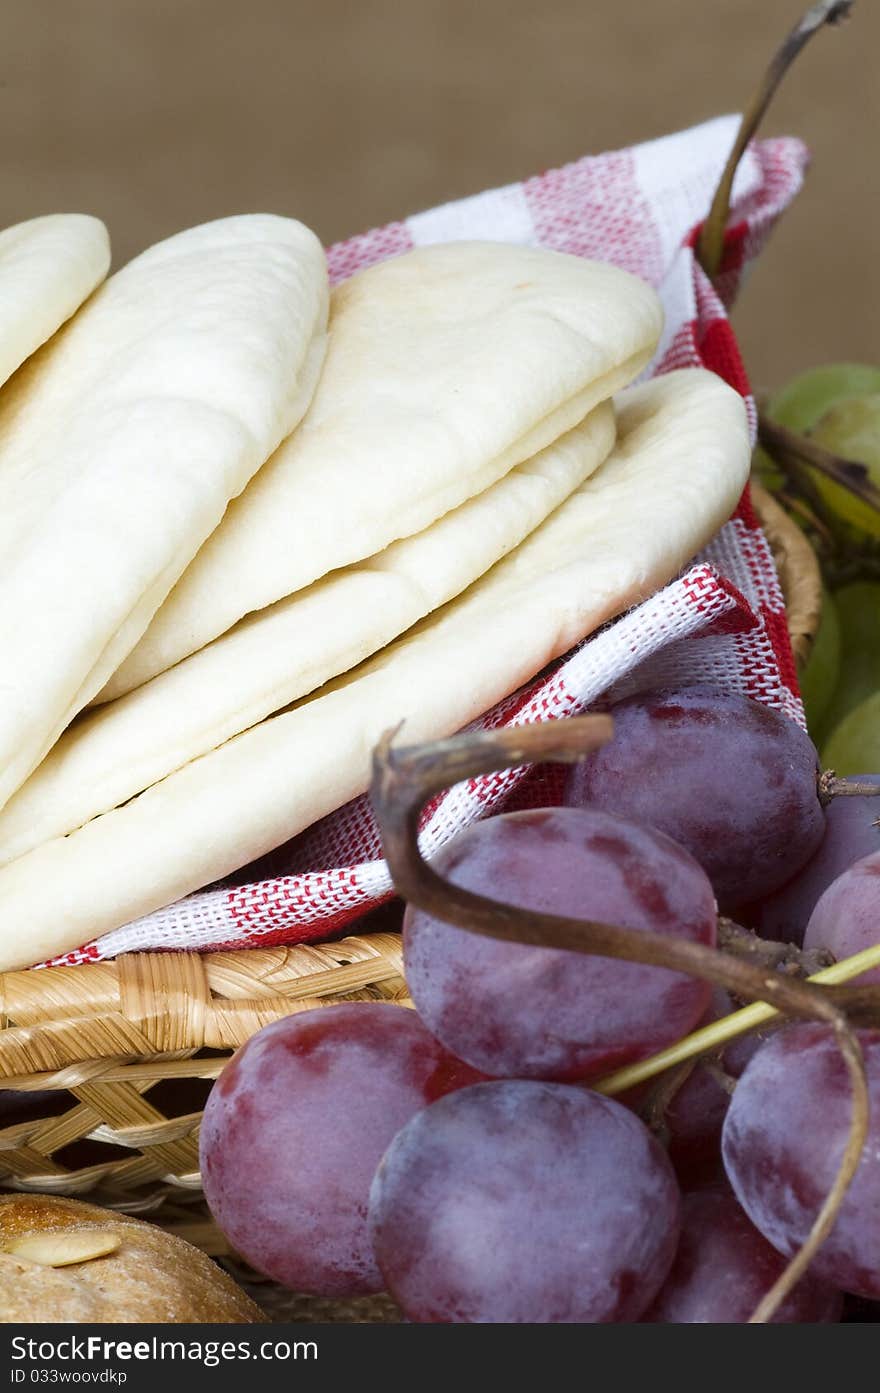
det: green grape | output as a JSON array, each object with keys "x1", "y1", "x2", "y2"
[
  {"x1": 810, "y1": 394, "x2": 880, "y2": 540},
  {"x1": 823, "y1": 691, "x2": 880, "y2": 776},
  {"x1": 756, "y1": 365, "x2": 880, "y2": 541},
  {"x1": 820, "y1": 582, "x2": 880, "y2": 740},
  {"x1": 767, "y1": 365, "x2": 880, "y2": 435},
  {"x1": 800, "y1": 587, "x2": 840, "y2": 737}
]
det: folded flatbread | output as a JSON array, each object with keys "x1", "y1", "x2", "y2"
[
  {"x1": 0, "y1": 404, "x2": 615, "y2": 864},
  {"x1": 0, "y1": 369, "x2": 749, "y2": 968},
  {"x1": 0, "y1": 214, "x2": 328, "y2": 812},
  {"x1": 0, "y1": 214, "x2": 110, "y2": 389},
  {"x1": 101, "y1": 241, "x2": 663, "y2": 700}
]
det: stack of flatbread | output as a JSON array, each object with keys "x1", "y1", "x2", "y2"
[{"x1": 0, "y1": 214, "x2": 750, "y2": 968}]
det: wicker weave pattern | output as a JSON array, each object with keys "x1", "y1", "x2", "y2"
[{"x1": 0, "y1": 933, "x2": 406, "y2": 1250}]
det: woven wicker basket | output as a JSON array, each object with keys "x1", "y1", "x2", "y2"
[{"x1": 0, "y1": 482, "x2": 819, "y2": 1319}]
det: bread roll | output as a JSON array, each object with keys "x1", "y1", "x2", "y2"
[{"x1": 0, "y1": 1194, "x2": 263, "y2": 1323}]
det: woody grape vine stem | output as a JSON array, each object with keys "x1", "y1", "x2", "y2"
[{"x1": 696, "y1": 0, "x2": 854, "y2": 279}]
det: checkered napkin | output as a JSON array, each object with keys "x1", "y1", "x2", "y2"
[{"x1": 56, "y1": 114, "x2": 810, "y2": 965}]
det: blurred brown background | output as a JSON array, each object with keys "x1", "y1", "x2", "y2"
[{"x1": 2, "y1": 0, "x2": 876, "y2": 390}]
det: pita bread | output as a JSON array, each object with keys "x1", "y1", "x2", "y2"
[
  {"x1": 0, "y1": 370, "x2": 748, "y2": 969},
  {"x1": 0, "y1": 404, "x2": 614, "y2": 864},
  {"x1": 0, "y1": 214, "x2": 110, "y2": 390},
  {"x1": 0, "y1": 215, "x2": 328, "y2": 812},
  {"x1": 100, "y1": 241, "x2": 662, "y2": 700}
]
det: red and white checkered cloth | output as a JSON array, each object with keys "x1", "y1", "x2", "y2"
[{"x1": 55, "y1": 114, "x2": 810, "y2": 966}]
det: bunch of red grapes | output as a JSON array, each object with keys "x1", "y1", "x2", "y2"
[{"x1": 200, "y1": 686, "x2": 880, "y2": 1323}]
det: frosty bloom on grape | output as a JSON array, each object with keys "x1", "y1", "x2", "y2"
[
  {"x1": 566, "y1": 687, "x2": 825, "y2": 909},
  {"x1": 644, "y1": 1185, "x2": 841, "y2": 1323},
  {"x1": 199, "y1": 1003, "x2": 482, "y2": 1296},
  {"x1": 369, "y1": 1080, "x2": 681, "y2": 1323},
  {"x1": 403, "y1": 805, "x2": 715, "y2": 1081},
  {"x1": 723, "y1": 1024, "x2": 880, "y2": 1300}
]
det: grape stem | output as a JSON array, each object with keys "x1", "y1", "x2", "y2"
[
  {"x1": 638, "y1": 1058, "x2": 697, "y2": 1146},
  {"x1": 702, "y1": 1060, "x2": 739, "y2": 1097},
  {"x1": 718, "y1": 917, "x2": 833, "y2": 977},
  {"x1": 818, "y1": 770, "x2": 880, "y2": 805},
  {"x1": 759, "y1": 413, "x2": 880, "y2": 517},
  {"x1": 696, "y1": 0, "x2": 854, "y2": 279},
  {"x1": 597, "y1": 949, "x2": 880, "y2": 1088},
  {"x1": 370, "y1": 714, "x2": 869, "y2": 1324},
  {"x1": 754, "y1": 400, "x2": 849, "y2": 550}
]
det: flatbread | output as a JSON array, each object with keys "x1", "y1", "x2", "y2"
[
  {"x1": 0, "y1": 404, "x2": 614, "y2": 864},
  {"x1": 0, "y1": 214, "x2": 328, "y2": 812},
  {"x1": 0, "y1": 369, "x2": 748, "y2": 969},
  {"x1": 0, "y1": 214, "x2": 110, "y2": 389},
  {"x1": 100, "y1": 241, "x2": 662, "y2": 700}
]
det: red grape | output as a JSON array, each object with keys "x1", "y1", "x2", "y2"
[
  {"x1": 749, "y1": 775, "x2": 880, "y2": 944},
  {"x1": 722, "y1": 1024, "x2": 880, "y2": 1298},
  {"x1": 403, "y1": 806, "x2": 715, "y2": 1081},
  {"x1": 199, "y1": 1003, "x2": 481, "y2": 1296},
  {"x1": 644, "y1": 1185, "x2": 842, "y2": 1323},
  {"x1": 369, "y1": 1080, "x2": 681, "y2": 1323},
  {"x1": 802, "y1": 851, "x2": 880, "y2": 983},
  {"x1": 565, "y1": 686, "x2": 825, "y2": 908}
]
